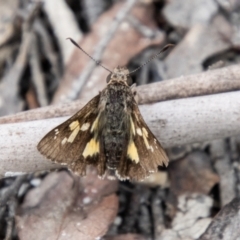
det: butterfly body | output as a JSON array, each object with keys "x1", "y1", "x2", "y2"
[
  {"x1": 100, "y1": 82, "x2": 133, "y2": 174},
  {"x1": 38, "y1": 67, "x2": 168, "y2": 181}
]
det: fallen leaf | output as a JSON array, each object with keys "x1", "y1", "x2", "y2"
[{"x1": 16, "y1": 169, "x2": 118, "y2": 240}]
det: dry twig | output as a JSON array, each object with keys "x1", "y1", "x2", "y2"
[
  {"x1": 33, "y1": 19, "x2": 61, "y2": 82},
  {"x1": 137, "y1": 63, "x2": 240, "y2": 104},
  {"x1": 0, "y1": 91, "x2": 239, "y2": 176},
  {"x1": 0, "y1": 2, "x2": 42, "y2": 116},
  {"x1": 29, "y1": 33, "x2": 48, "y2": 107}
]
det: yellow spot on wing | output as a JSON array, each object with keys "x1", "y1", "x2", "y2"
[
  {"x1": 83, "y1": 138, "x2": 99, "y2": 158},
  {"x1": 127, "y1": 141, "x2": 139, "y2": 163},
  {"x1": 130, "y1": 117, "x2": 135, "y2": 136},
  {"x1": 91, "y1": 115, "x2": 99, "y2": 132}
]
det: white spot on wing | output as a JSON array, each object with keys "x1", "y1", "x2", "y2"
[
  {"x1": 142, "y1": 127, "x2": 153, "y2": 151},
  {"x1": 61, "y1": 137, "x2": 67, "y2": 145},
  {"x1": 81, "y1": 122, "x2": 90, "y2": 131},
  {"x1": 136, "y1": 128, "x2": 142, "y2": 136},
  {"x1": 68, "y1": 126, "x2": 80, "y2": 142},
  {"x1": 142, "y1": 127, "x2": 148, "y2": 138}
]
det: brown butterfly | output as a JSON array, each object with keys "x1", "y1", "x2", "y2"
[{"x1": 37, "y1": 40, "x2": 171, "y2": 181}]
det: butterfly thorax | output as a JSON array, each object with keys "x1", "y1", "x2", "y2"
[{"x1": 100, "y1": 82, "x2": 133, "y2": 170}]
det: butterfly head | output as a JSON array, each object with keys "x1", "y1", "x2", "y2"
[{"x1": 106, "y1": 67, "x2": 132, "y2": 86}]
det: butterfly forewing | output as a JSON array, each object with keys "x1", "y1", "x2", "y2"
[{"x1": 37, "y1": 95, "x2": 101, "y2": 169}]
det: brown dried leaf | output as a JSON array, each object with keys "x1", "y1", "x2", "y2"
[
  {"x1": 16, "y1": 169, "x2": 118, "y2": 240},
  {"x1": 164, "y1": 15, "x2": 232, "y2": 78},
  {"x1": 169, "y1": 151, "x2": 219, "y2": 196}
]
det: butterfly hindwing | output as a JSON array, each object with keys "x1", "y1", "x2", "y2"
[{"x1": 37, "y1": 95, "x2": 104, "y2": 175}]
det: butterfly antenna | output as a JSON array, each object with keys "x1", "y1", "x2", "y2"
[
  {"x1": 128, "y1": 44, "x2": 174, "y2": 75},
  {"x1": 67, "y1": 38, "x2": 113, "y2": 74}
]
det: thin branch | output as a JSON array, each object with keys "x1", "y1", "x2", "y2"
[
  {"x1": 0, "y1": 99, "x2": 83, "y2": 124},
  {"x1": 127, "y1": 15, "x2": 159, "y2": 39},
  {"x1": 0, "y1": 91, "x2": 240, "y2": 177},
  {"x1": 29, "y1": 33, "x2": 48, "y2": 107},
  {"x1": 137, "y1": 63, "x2": 240, "y2": 104},
  {"x1": 33, "y1": 19, "x2": 61, "y2": 82},
  {"x1": 0, "y1": 64, "x2": 239, "y2": 124},
  {"x1": 0, "y1": 2, "x2": 42, "y2": 116},
  {"x1": 0, "y1": 30, "x2": 32, "y2": 116}
]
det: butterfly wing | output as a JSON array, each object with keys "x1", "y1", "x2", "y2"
[
  {"x1": 117, "y1": 101, "x2": 169, "y2": 181},
  {"x1": 37, "y1": 95, "x2": 105, "y2": 176}
]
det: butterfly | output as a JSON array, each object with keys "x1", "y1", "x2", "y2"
[{"x1": 37, "y1": 40, "x2": 171, "y2": 181}]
